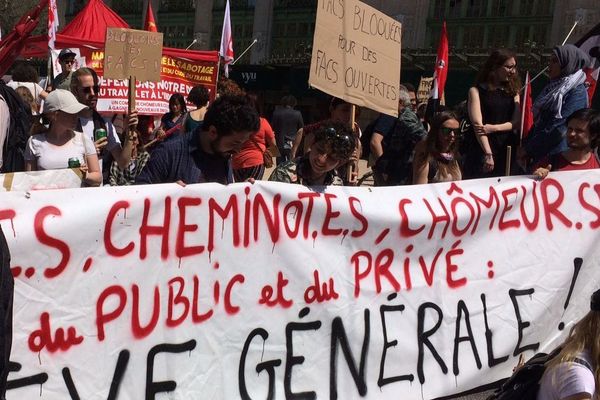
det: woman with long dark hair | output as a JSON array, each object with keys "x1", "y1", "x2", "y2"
[
  {"x1": 157, "y1": 93, "x2": 187, "y2": 140},
  {"x1": 413, "y1": 111, "x2": 462, "y2": 184},
  {"x1": 464, "y1": 49, "x2": 521, "y2": 178}
]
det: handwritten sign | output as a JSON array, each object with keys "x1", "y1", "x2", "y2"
[
  {"x1": 309, "y1": 0, "x2": 402, "y2": 117},
  {"x1": 2, "y1": 171, "x2": 600, "y2": 398},
  {"x1": 104, "y1": 28, "x2": 163, "y2": 82}
]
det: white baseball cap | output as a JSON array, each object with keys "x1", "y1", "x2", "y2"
[{"x1": 43, "y1": 89, "x2": 88, "y2": 114}]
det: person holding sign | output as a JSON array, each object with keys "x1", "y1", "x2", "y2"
[
  {"x1": 70, "y1": 67, "x2": 137, "y2": 184},
  {"x1": 24, "y1": 90, "x2": 102, "y2": 186},
  {"x1": 412, "y1": 111, "x2": 463, "y2": 184},
  {"x1": 269, "y1": 120, "x2": 356, "y2": 186},
  {"x1": 135, "y1": 94, "x2": 259, "y2": 185}
]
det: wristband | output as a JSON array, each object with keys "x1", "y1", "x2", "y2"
[{"x1": 484, "y1": 153, "x2": 493, "y2": 158}]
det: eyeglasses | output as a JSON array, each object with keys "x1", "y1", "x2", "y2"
[
  {"x1": 81, "y1": 85, "x2": 101, "y2": 95},
  {"x1": 440, "y1": 127, "x2": 461, "y2": 136},
  {"x1": 62, "y1": 59, "x2": 75, "y2": 65}
]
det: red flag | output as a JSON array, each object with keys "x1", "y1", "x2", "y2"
[
  {"x1": 430, "y1": 21, "x2": 449, "y2": 101},
  {"x1": 520, "y1": 71, "x2": 533, "y2": 141},
  {"x1": 48, "y1": 0, "x2": 58, "y2": 49},
  {"x1": 144, "y1": 2, "x2": 158, "y2": 32},
  {"x1": 0, "y1": 0, "x2": 47, "y2": 76},
  {"x1": 575, "y1": 22, "x2": 600, "y2": 102},
  {"x1": 219, "y1": 0, "x2": 234, "y2": 77}
]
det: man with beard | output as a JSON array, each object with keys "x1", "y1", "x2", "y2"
[
  {"x1": 533, "y1": 108, "x2": 600, "y2": 179},
  {"x1": 70, "y1": 67, "x2": 137, "y2": 183},
  {"x1": 136, "y1": 95, "x2": 260, "y2": 184}
]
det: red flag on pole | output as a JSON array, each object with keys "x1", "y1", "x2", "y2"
[
  {"x1": 48, "y1": 0, "x2": 58, "y2": 49},
  {"x1": 575, "y1": 22, "x2": 600, "y2": 102},
  {"x1": 520, "y1": 71, "x2": 533, "y2": 141},
  {"x1": 220, "y1": 0, "x2": 234, "y2": 77},
  {"x1": 144, "y1": 2, "x2": 158, "y2": 32},
  {"x1": 431, "y1": 21, "x2": 449, "y2": 102}
]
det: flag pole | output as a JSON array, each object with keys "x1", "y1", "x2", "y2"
[
  {"x1": 519, "y1": 71, "x2": 529, "y2": 145},
  {"x1": 528, "y1": 20, "x2": 580, "y2": 86},
  {"x1": 231, "y1": 38, "x2": 258, "y2": 65}
]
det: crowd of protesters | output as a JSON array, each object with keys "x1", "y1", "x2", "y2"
[{"x1": 0, "y1": 43, "x2": 598, "y2": 190}]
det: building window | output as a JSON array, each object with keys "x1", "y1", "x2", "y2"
[
  {"x1": 432, "y1": 0, "x2": 444, "y2": 18},
  {"x1": 491, "y1": 0, "x2": 512, "y2": 16},
  {"x1": 466, "y1": 0, "x2": 485, "y2": 17},
  {"x1": 463, "y1": 25, "x2": 484, "y2": 47}
]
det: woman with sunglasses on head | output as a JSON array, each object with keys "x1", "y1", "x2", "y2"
[
  {"x1": 413, "y1": 111, "x2": 462, "y2": 184},
  {"x1": 24, "y1": 90, "x2": 101, "y2": 186},
  {"x1": 290, "y1": 97, "x2": 361, "y2": 184},
  {"x1": 269, "y1": 121, "x2": 356, "y2": 186},
  {"x1": 464, "y1": 49, "x2": 521, "y2": 179},
  {"x1": 522, "y1": 45, "x2": 590, "y2": 167}
]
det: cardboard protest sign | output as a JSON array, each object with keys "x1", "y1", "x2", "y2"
[
  {"x1": 2, "y1": 171, "x2": 600, "y2": 398},
  {"x1": 104, "y1": 28, "x2": 163, "y2": 82},
  {"x1": 309, "y1": 0, "x2": 401, "y2": 117},
  {"x1": 81, "y1": 47, "x2": 217, "y2": 115}
]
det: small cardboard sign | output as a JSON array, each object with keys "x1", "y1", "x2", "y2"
[
  {"x1": 103, "y1": 28, "x2": 163, "y2": 82},
  {"x1": 309, "y1": 0, "x2": 401, "y2": 117}
]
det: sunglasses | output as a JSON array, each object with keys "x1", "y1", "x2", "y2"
[
  {"x1": 440, "y1": 127, "x2": 461, "y2": 136},
  {"x1": 81, "y1": 85, "x2": 101, "y2": 95},
  {"x1": 325, "y1": 127, "x2": 352, "y2": 143}
]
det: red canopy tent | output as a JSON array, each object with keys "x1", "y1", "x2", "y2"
[{"x1": 21, "y1": 0, "x2": 218, "y2": 63}]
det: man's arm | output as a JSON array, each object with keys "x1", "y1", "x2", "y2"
[{"x1": 370, "y1": 132, "x2": 385, "y2": 160}]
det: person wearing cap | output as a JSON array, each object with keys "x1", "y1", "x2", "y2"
[
  {"x1": 24, "y1": 89, "x2": 102, "y2": 186},
  {"x1": 50, "y1": 48, "x2": 77, "y2": 91},
  {"x1": 536, "y1": 288, "x2": 600, "y2": 400}
]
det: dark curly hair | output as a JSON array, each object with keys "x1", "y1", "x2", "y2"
[
  {"x1": 312, "y1": 120, "x2": 356, "y2": 161},
  {"x1": 567, "y1": 108, "x2": 600, "y2": 148},
  {"x1": 203, "y1": 94, "x2": 260, "y2": 137},
  {"x1": 11, "y1": 62, "x2": 40, "y2": 83},
  {"x1": 187, "y1": 85, "x2": 210, "y2": 107}
]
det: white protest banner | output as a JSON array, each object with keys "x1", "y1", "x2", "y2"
[
  {"x1": 2, "y1": 171, "x2": 600, "y2": 399},
  {"x1": 309, "y1": 0, "x2": 401, "y2": 117},
  {"x1": 0, "y1": 169, "x2": 83, "y2": 192}
]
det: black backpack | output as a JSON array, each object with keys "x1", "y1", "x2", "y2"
[
  {"x1": 0, "y1": 82, "x2": 33, "y2": 173},
  {"x1": 487, "y1": 348, "x2": 591, "y2": 400}
]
